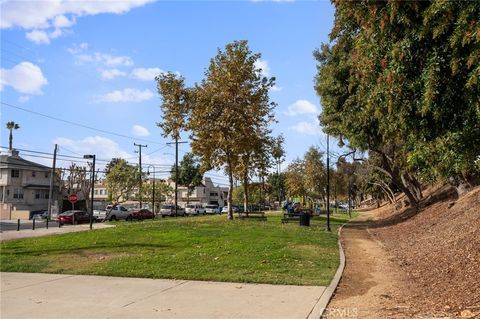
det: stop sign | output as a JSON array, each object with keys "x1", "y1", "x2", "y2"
[{"x1": 68, "y1": 194, "x2": 78, "y2": 204}]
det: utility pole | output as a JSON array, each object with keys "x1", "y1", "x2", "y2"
[
  {"x1": 326, "y1": 133, "x2": 331, "y2": 232},
  {"x1": 147, "y1": 165, "x2": 155, "y2": 218},
  {"x1": 83, "y1": 154, "x2": 96, "y2": 230},
  {"x1": 134, "y1": 143, "x2": 147, "y2": 208},
  {"x1": 167, "y1": 138, "x2": 187, "y2": 217},
  {"x1": 47, "y1": 144, "x2": 57, "y2": 220}
]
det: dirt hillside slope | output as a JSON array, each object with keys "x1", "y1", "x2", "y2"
[{"x1": 369, "y1": 186, "x2": 480, "y2": 317}]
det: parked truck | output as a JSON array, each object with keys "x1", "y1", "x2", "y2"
[{"x1": 104, "y1": 205, "x2": 131, "y2": 221}]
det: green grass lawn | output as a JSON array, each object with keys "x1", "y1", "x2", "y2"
[{"x1": 0, "y1": 212, "x2": 356, "y2": 286}]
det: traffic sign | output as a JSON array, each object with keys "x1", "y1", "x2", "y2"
[{"x1": 68, "y1": 194, "x2": 78, "y2": 204}]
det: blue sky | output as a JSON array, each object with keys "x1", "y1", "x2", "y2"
[{"x1": 1, "y1": 0, "x2": 339, "y2": 184}]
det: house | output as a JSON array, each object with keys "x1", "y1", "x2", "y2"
[
  {"x1": 165, "y1": 177, "x2": 229, "y2": 207},
  {"x1": 0, "y1": 150, "x2": 59, "y2": 219},
  {"x1": 93, "y1": 179, "x2": 109, "y2": 209}
]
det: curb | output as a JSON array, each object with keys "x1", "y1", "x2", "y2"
[{"x1": 307, "y1": 224, "x2": 346, "y2": 319}]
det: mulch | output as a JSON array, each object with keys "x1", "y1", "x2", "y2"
[{"x1": 369, "y1": 186, "x2": 480, "y2": 318}]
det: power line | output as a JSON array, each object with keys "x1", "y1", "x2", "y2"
[{"x1": 1, "y1": 101, "x2": 164, "y2": 145}]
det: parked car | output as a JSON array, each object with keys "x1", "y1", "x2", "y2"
[
  {"x1": 58, "y1": 210, "x2": 90, "y2": 225},
  {"x1": 159, "y1": 205, "x2": 186, "y2": 217},
  {"x1": 204, "y1": 204, "x2": 219, "y2": 215},
  {"x1": 185, "y1": 204, "x2": 206, "y2": 216},
  {"x1": 126, "y1": 209, "x2": 154, "y2": 220},
  {"x1": 93, "y1": 209, "x2": 107, "y2": 221},
  {"x1": 105, "y1": 205, "x2": 130, "y2": 221},
  {"x1": 221, "y1": 205, "x2": 240, "y2": 214},
  {"x1": 31, "y1": 210, "x2": 48, "y2": 220},
  {"x1": 30, "y1": 209, "x2": 48, "y2": 220}
]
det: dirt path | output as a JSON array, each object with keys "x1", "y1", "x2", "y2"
[{"x1": 324, "y1": 213, "x2": 420, "y2": 319}]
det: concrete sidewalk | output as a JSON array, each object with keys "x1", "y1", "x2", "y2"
[
  {"x1": 0, "y1": 223, "x2": 115, "y2": 242},
  {"x1": 1, "y1": 272, "x2": 326, "y2": 319}
]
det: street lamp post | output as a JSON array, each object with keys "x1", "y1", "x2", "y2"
[
  {"x1": 326, "y1": 134, "x2": 331, "y2": 232},
  {"x1": 83, "y1": 154, "x2": 96, "y2": 230},
  {"x1": 147, "y1": 165, "x2": 155, "y2": 219}
]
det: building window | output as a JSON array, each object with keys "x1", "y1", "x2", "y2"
[
  {"x1": 94, "y1": 190, "x2": 98, "y2": 195},
  {"x1": 210, "y1": 192, "x2": 218, "y2": 197},
  {"x1": 32, "y1": 171, "x2": 36, "y2": 177},
  {"x1": 44, "y1": 172, "x2": 48, "y2": 178},
  {"x1": 13, "y1": 188, "x2": 24, "y2": 199},
  {"x1": 11, "y1": 170, "x2": 20, "y2": 178},
  {"x1": 99, "y1": 189, "x2": 104, "y2": 195},
  {"x1": 44, "y1": 192, "x2": 49, "y2": 199},
  {"x1": 35, "y1": 191, "x2": 41, "y2": 199}
]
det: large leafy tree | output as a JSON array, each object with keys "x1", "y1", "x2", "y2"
[
  {"x1": 315, "y1": 1, "x2": 480, "y2": 206},
  {"x1": 155, "y1": 72, "x2": 191, "y2": 140},
  {"x1": 5, "y1": 121, "x2": 20, "y2": 151},
  {"x1": 304, "y1": 146, "x2": 326, "y2": 202},
  {"x1": 190, "y1": 40, "x2": 276, "y2": 219},
  {"x1": 170, "y1": 153, "x2": 203, "y2": 204},
  {"x1": 266, "y1": 172, "x2": 286, "y2": 203},
  {"x1": 105, "y1": 159, "x2": 142, "y2": 205},
  {"x1": 285, "y1": 158, "x2": 307, "y2": 203}
]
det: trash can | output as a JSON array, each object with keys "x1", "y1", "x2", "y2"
[{"x1": 299, "y1": 212, "x2": 311, "y2": 227}]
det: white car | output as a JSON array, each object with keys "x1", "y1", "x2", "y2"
[
  {"x1": 221, "y1": 205, "x2": 240, "y2": 214},
  {"x1": 204, "y1": 204, "x2": 219, "y2": 215},
  {"x1": 185, "y1": 204, "x2": 206, "y2": 216},
  {"x1": 93, "y1": 210, "x2": 107, "y2": 221}
]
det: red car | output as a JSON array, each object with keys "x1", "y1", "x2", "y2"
[
  {"x1": 126, "y1": 209, "x2": 154, "y2": 221},
  {"x1": 58, "y1": 210, "x2": 91, "y2": 225}
]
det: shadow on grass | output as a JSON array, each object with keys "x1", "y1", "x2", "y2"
[{"x1": 2, "y1": 242, "x2": 170, "y2": 256}]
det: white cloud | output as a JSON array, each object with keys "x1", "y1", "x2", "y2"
[
  {"x1": 53, "y1": 15, "x2": 75, "y2": 28},
  {"x1": 285, "y1": 99, "x2": 318, "y2": 116},
  {"x1": 18, "y1": 96, "x2": 30, "y2": 103},
  {"x1": 100, "y1": 68, "x2": 126, "y2": 80},
  {"x1": 75, "y1": 52, "x2": 134, "y2": 67},
  {"x1": 67, "y1": 42, "x2": 89, "y2": 54},
  {"x1": 131, "y1": 67, "x2": 164, "y2": 81},
  {"x1": 0, "y1": 62, "x2": 48, "y2": 94},
  {"x1": 96, "y1": 88, "x2": 154, "y2": 103},
  {"x1": 288, "y1": 121, "x2": 323, "y2": 136},
  {"x1": 254, "y1": 59, "x2": 271, "y2": 77},
  {"x1": 271, "y1": 85, "x2": 283, "y2": 92},
  {"x1": 25, "y1": 30, "x2": 50, "y2": 44},
  {"x1": 54, "y1": 136, "x2": 133, "y2": 160},
  {"x1": 1, "y1": 0, "x2": 154, "y2": 44},
  {"x1": 132, "y1": 125, "x2": 150, "y2": 137}
]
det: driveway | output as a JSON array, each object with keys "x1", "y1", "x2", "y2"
[{"x1": 1, "y1": 272, "x2": 326, "y2": 319}]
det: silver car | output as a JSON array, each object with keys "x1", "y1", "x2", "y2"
[{"x1": 159, "y1": 205, "x2": 186, "y2": 217}]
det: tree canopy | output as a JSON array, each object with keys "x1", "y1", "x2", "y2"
[
  {"x1": 315, "y1": 1, "x2": 480, "y2": 205},
  {"x1": 105, "y1": 159, "x2": 142, "y2": 205},
  {"x1": 170, "y1": 153, "x2": 204, "y2": 204}
]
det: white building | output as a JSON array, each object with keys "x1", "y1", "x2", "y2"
[{"x1": 167, "y1": 177, "x2": 228, "y2": 207}]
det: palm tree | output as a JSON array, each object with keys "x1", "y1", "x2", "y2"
[{"x1": 6, "y1": 121, "x2": 20, "y2": 151}]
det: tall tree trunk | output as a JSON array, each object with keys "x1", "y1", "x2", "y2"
[
  {"x1": 243, "y1": 171, "x2": 249, "y2": 213},
  {"x1": 227, "y1": 157, "x2": 234, "y2": 220},
  {"x1": 373, "y1": 152, "x2": 420, "y2": 211},
  {"x1": 9, "y1": 130, "x2": 13, "y2": 151}
]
